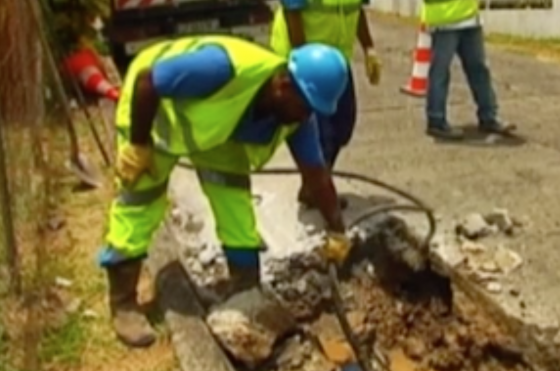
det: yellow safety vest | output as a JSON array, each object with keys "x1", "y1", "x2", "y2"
[
  {"x1": 116, "y1": 35, "x2": 298, "y2": 173},
  {"x1": 270, "y1": 0, "x2": 363, "y2": 60},
  {"x1": 421, "y1": 0, "x2": 479, "y2": 27}
]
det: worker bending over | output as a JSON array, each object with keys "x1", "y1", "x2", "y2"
[
  {"x1": 270, "y1": 0, "x2": 380, "y2": 208},
  {"x1": 423, "y1": 0, "x2": 514, "y2": 139},
  {"x1": 99, "y1": 35, "x2": 353, "y2": 348}
]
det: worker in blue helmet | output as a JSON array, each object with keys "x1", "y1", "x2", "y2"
[{"x1": 99, "y1": 35, "x2": 354, "y2": 348}]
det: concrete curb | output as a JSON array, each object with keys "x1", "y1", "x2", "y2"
[
  {"x1": 147, "y1": 220, "x2": 236, "y2": 371},
  {"x1": 430, "y1": 246, "x2": 560, "y2": 371}
]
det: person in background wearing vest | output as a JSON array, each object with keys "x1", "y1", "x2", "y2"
[
  {"x1": 270, "y1": 0, "x2": 380, "y2": 208},
  {"x1": 98, "y1": 35, "x2": 354, "y2": 348},
  {"x1": 423, "y1": 0, "x2": 515, "y2": 140}
]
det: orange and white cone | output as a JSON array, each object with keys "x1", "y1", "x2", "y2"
[
  {"x1": 64, "y1": 49, "x2": 120, "y2": 102},
  {"x1": 400, "y1": 24, "x2": 432, "y2": 98}
]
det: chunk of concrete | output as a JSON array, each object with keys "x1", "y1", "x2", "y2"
[
  {"x1": 265, "y1": 250, "x2": 331, "y2": 319},
  {"x1": 456, "y1": 213, "x2": 494, "y2": 240},
  {"x1": 206, "y1": 288, "x2": 297, "y2": 367},
  {"x1": 460, "y1": 240, "x2": 487, "y2": 254},
  {"x1": 485, "y1": 281, "x2": 503, "y2": 294},
  {"x1": 484, "y1": 208, "x2": 515, "y2": 235},
  {"x1": 494, "y1": 245, "x2": 523, "y2": 275}
]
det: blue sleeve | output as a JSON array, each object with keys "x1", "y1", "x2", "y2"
[
  {"x1": 287, "y1": 115, "x2": 326, "y2": 167},
  {"x1": 281, "y1": 0, "x2": 307, "y2": 10},
  {"x1": 151, "y1": 44, "x2": 234, "y2": 98}
]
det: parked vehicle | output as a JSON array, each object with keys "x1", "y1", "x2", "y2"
[{"x1": 105, "y1": 0, "x2": 273, "y2": 74}]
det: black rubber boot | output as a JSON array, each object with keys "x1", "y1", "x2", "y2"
[
  {"x1": 227, "y1": 262, "x2": 261, "y2": 296},
  {"x1": 106, "y1": 260, "x2": 156, "y2": 348}
]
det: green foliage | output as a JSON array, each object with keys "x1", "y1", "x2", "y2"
[
  {"x1": 47, "y1": 0, "x2": 111, "y2": 53},
  {"x1": 39, "y1": 313, "x2": 87, "y2": 367}
]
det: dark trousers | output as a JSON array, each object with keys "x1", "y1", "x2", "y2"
[
  {"x1": 317, "y1": 68, "x2": 357, "y2": 167},
  {"x1": 427, "y1": 26, "x2": 498, "y2": 127}
]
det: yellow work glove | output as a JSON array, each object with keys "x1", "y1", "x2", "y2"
[
  {"x1": 364, "y1": 48, "x2": 382, "y2": 85},
  {"x1": 322, "y1": 231, "x2": 353, "y2": 265},
  {"x1": 115, "y1": 143, "x2": 155, "y2": 187}
]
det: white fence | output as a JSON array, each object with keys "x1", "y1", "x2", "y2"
[{"x1": 369, "y1": 0, "x2": 560, "y2": 38}]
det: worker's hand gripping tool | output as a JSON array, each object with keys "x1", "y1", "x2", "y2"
[
  {"x1": 116, "y1": 143, "x2": 156, "y2": 187},
  {"x1": 322, "y1": 231, "x2": 353, "y2": 266}
]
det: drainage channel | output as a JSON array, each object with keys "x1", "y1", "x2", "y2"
[
  {"x1": 156, "y1": 207, "x2": 533, "y2": 371},
  {"x1": 244, "y1": 234, "x2": 529, "y2": 371}
]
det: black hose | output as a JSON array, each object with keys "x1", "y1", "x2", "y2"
[
  {"x1": 178, "y1": 161, "x2": 437, "y2": 253},
  {"x1": 177, "y1": 161, "x2": 437, "y2": 371}
]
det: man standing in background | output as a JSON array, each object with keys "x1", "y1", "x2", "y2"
[
  {"x1": 270, "y1": 0, "x2": 381, "y2": 208},
  {"x1": 423, "y1": 0, "x2": 515, "y2": 140}
]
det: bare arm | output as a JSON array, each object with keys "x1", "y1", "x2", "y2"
[
  {"x1": 130, "y1": 70, "x2": 159, "y2": 145},
  {"x1": 299, "y1": 165, "x2": 345, "y2": 232},
  {"x1": 284, "y1": 9, "x2": 306, "y2": 48},
  {"x1": 357, "y1": 8, "x2": 375, "y2": 51}
]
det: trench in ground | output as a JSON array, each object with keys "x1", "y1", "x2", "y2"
[{"x1": 214, "y1": 218, "x2": 532, "y2": 371}]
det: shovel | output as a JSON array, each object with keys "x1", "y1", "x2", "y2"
[
  {"x1": 65, "y1": 67, "x2": 113, "y2": 167},
  {"x1": 97, "y1": 98, "x2": 117, "y2": 163},
  {"x1": 27, "y1": 0, "x2": 103, "y2": 188},
  {"x1": 327, "y1": 264, "x2": 390, "y2": 371}
]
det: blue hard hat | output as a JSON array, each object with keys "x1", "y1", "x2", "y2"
[{"x1": 288, "y1": 43, "x2": 349, "y2": 116}]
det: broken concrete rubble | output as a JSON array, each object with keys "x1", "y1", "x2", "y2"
[
  {"x1": 456, "y1": 208, "x2": 522, "y2": 240},
  {"x1": 434, "y1": 210, "x2": 524, "y2": 295},
  {"x1": 484, "y1": 208, "x2": 516, "y2": 235},
  {"x1": 264, "y1": 249, "x2": 331, "y2": 320},
  {"x1": 311, "y1": 312, "x2": 377, "y2": 366},
  {"x1": 456, "y1": 213, "x2": 495, "y2": 239},
  {"x1": 206, "y1": 288, "x2": 297, "y2": 367},
  {"x1": 462, "y1": 243, "x2": 523, "y2": 279},
  {"x1": 485, "y1": 281, "x2": 504, "y2": 294},
  {"x1": 162, "y1": 167, "x2": 546, "y2": 371}
]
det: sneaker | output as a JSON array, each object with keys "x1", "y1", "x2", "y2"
[
  {"x1": 426, "y1": 125, "x2": 464, "y2": 140},
  {"x1": 479, "y1": 120, "x2": 516, "y2": 135}
]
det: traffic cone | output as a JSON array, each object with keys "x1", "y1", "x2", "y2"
[
  {"x1": 64, "y1": 48, "x2": 120, "y2": 102},
  {"x1": 400, "y1": 24, "x2": 431, "y2": 98}
]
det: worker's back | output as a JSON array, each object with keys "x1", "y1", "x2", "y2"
[{"x1": 270, "y1": 0, "x2": 365, "y2": 59}]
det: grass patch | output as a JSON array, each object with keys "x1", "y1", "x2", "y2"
[
  {"x1": 35, "y1": 115, "x2": 177, "y2": 371},
  {"x1": 0, "y1": 323, "x2": 17, "y2": 371},
  {"x1": 40, "y1": 313, "x2": 87, "y2": 367},
  {"x1": 2, "y1": 109, "x2": 176, "y2": 371}
]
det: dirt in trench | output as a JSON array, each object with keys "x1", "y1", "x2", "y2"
[
  {"x1": 265, "y1": 243, "x2": 529, "y2": 371},
  {"x1": 267, "y1": 267, "x2": 528, "y2": 371},
  {"x1": 352, "y1": 269, "x2": 527, "y2": 371},
  {"x1": 203, "y1": 216, "x2": 531, "y2": 371}
]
